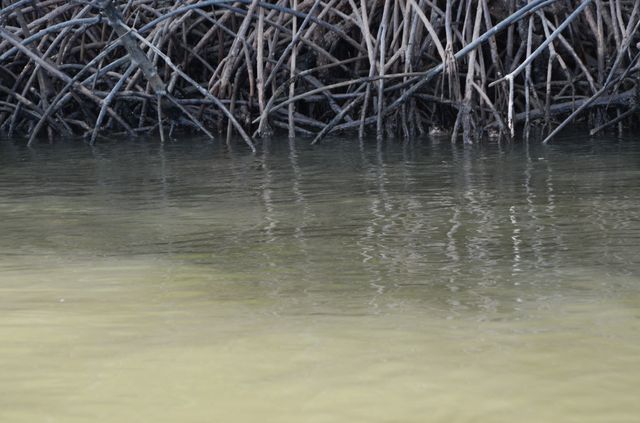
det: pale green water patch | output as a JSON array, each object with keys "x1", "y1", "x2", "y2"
[{"x1": 0, "y1": 136, "x2": 639, "y2": 422}]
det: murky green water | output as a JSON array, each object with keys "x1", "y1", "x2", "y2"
[{"x1": 1, "y1": 135, "x2": 639, "y2": 422}]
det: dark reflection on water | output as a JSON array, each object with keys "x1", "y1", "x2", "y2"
[{"x1": 1, "y1": 135, "x2": 639, "y2": 318}]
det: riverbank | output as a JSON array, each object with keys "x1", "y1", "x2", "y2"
[{"x1": 1, "y1": 0, "x2": 638, "y2": 148}]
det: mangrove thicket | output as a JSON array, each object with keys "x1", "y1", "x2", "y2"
[{"x1": 0, "y1": 0, "x2": 639, "y2": 149}]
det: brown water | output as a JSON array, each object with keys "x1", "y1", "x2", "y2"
[{"x1": 1, "y1": 135, "x2": 639, "y2": 422}]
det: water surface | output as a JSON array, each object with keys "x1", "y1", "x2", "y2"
[{"x1": 1, "y1": 135, "x2": 639, "y2": 422}]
